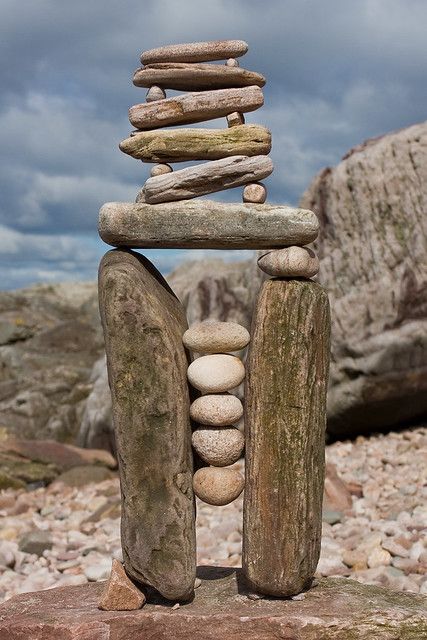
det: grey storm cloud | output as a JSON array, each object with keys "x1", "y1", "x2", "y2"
[{"x1": 0, "y1": 0, "x2": 426, "y2": 288}]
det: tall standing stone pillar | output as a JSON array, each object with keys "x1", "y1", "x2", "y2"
[
  {"x1": 243, "y1": 278, "x2": 331, "y2": 596},
  {"x1": 98, "y1": 248, "x2": 196, "y2": 602}
]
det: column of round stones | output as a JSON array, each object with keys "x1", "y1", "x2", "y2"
[
  {"x1": 183, "y1": 321, "x2": 249, "y2": 506},
  {"x1": 145, "y1": 85, "x2": 173, "y2": 178}
]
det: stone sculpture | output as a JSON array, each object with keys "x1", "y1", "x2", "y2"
[{"x1": 98, "y1": 39, "x2": 330, "y2": 604}]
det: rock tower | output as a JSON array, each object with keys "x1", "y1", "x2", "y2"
[{"x1": 98, "y1": 39, "x2": 330, "y2": 602}]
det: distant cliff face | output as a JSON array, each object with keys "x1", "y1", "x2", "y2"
[{"x1": 300, "y1": 121, "x2": 427, "y2": 435}]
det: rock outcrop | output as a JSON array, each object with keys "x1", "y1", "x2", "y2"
[
  {"x1": 0, "y1": 283, "x2": 103, "y2": 442},
  {"x1": 301, "y1": 121, "x2": 427, "y2": 435},
  {"x1": 0, "y1": 571, "x2": 426, "y2": 639}
]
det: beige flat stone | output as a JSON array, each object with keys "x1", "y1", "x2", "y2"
[
  {"x1": 190, "y1": 394, "x2": 243, "y2": 426},
  {"x1": 187, "y1": 354, "x2": 245, "y2": 393},
  {"x1": 134, "y1": 63, "x2": 265, "y2": 91},
  {"x1": 183, "y1": 320, "x2": 250, "y2": 353},
  {"x1": 141, "y1": 40, "x2": 248, "y2": 64},
  {"x1": 192, "y1": 427, "x2": 244, "y2": 466},
  {"x1": 143, "y1": 155, "x2": 273, "y2": 204},
  {"x1": 193, "y1": 467, "x2": 245, "y2": 505},
  {"x1": 129, "y1": 86, "x2": 263, "y2": 129},
  {"x1": 120, "y1": 125, "x2": 271, "y2": 163},
  {"x1": 257, "y1": 246, "x2": 319, "y2": 277},
  {"x1": 98, "y1": 200, "x2": 320, "y2": 250}
]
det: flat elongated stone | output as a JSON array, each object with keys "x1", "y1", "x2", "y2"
[
  {"x1": 243, "y1": 279, "x2": 331, "y2": 597},
  {"x1": 183, "y1": 320, "x2": 250, "y2": 353},
  {"x1": 99, "y1": 249, "x2": 196, "y2": 601},
  {"x1": 134, "y1": 63, "x2": 265, "y2": 91},
  {"x1": 98, "y1": 200, "x2": 320, "y2": 249},
  {"x1": 2, "y1": 573, "x2": 426, "y2": 639},
  {"x1": 129, "y1": 86, "x2": 263, "y2": 129},
  {"x1": 141, "y1": 40, "x2": 249, "y2": 64},
  {"x1": 120, "y1": 125, "x2": 271, "y2": 162},
  {"x1": 143, "y1": 155, "x2": 273, "y2": 204}
]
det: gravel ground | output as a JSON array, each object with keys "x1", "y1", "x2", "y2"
[{"x1": 0, "y1": 426, "x2": 426, "y2": 602}]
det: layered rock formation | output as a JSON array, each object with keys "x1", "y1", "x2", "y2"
[{"x1": 301, "y1": 121, "x2": 427, "y2": 435}]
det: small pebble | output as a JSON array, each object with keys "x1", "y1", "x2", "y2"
[
  {"x1": 193, "y1": 467, "x2": 244, "y2": 506},
  {"x1": 257, "y1": 246, "x2": 319, "y2": 278},
  {"x1": 150, "y1": 163, "x2": 173, "y2": 177},
  {"x1": 190, "y1": 394, "x2": 243, "y2": 426},
  {"x1": 192, "y1": 427, "x2": 244, "y2": 467},
  {"x1": 146, "y1": 85, "x2": 166, "y2": 102},
  {"x1": 227, "y1": 112, "x2": 245, "y2": 127},
  {"x1": 183, "y1": 320, "x2": 250, "y2": 354},
  {"x1": 225, "y1": 58, "x2": 239, "y2": 67},
  {"x1": 187, "y1": 354, "x2": 245, "y2": 394},
  {"x1": 243, "y1": 182, "x2": 267, "y2": 204}
]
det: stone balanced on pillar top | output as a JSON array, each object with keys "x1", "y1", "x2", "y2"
[{"x1": 98, "y1": 39, "x2": 330, "y2": 604}]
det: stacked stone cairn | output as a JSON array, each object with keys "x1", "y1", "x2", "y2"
[{"x1": 98, "y1": 39, "x2": 330, "y2": 607}]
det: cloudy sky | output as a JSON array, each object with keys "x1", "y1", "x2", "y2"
[{"x1": 1, "y1": 0, "x2": 426, "y2": 289}]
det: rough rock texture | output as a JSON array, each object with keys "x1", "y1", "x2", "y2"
[
  {"x1": 133, "y1": 63, "x2": 265, "y2": 91},
  {"x1": 129, "y1": 86, "x2": 264, "y2": 129},
  {"x1": 99, "y1": 200, "x2": 319, "y2": 249},
  {"x1": 143, "y1": 155, "x2": 274, "y2": 204},
  {"x1": 0, "y1": 282, "x2": 103, "y2": 442},
  {"x1": 141, "y1": 40, "x2": 249, "y2": 65},
  {"x1": 98, "y1": 559, "x2": 145, "y2": 611},
  {"x1": 192, "y1": 427, "x2": 245, "y2": 466},
  {"x1": 300, "y1": 121, "x2": 427, "y2": 435},
  {"x1": 243, "y1": 279, "x2": 331, "y2": 596},
  {"x1": 120, "y1": 124, "x2": 271, "y2": 162},
  {"x1": 98, "y1": 248, "x2": 196, "y2": 601},
  {"x1": 1, "y1": 571, "x2": 426, "y2": 639},
  {"x1": 76, "y1": 355, "x2": 114, "y2": 452}
]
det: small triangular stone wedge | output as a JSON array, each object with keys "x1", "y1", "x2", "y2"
[
  {"x1": 133, "y1": 63, "x2": 265, "y2": 91},
  {"x1": 98, "y1": 249, "x2": 196, "y2": 602},
  {"x1": 143, "y1": 155, "x2": 273, "y2": 203},
  {"x1": 120, "y1": 125, "x2": 271, "y2": 162},
  {"x1": 129, "y1": 86, "x2": 263, "y2": 129},
  {"x1": 141, "y1": 39, "x2": 248, "y2": 64}
]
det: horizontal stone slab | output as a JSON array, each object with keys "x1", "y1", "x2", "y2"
[
  {"x1": 120, "y1": 125, "x2": 271, "y2": 162},
  {"x1": 129, "y1": 86, "x2": 263, "y2": 129},
  {"x1": 133, "y1": 63, "x2": 265, "y2": 91},
  {"x1": 141, "y1": 39, "x2": 249, "y2": 64},
  {"x1": 143, "y1": 155, "x2": 274, "y2": 204},
  {"x1": 1, "y1": 571, "x2": 426, "y2": 639},
  {"x1": 98, "y1": 200, "x2": 319, "y2": 249}
]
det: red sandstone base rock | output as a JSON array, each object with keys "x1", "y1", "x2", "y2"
[{"x1": 0, "y1": 568, "x2": 425, "y2": 639}]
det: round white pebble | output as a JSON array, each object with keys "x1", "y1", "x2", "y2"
[{"x1": 187, "y1": 354, "x2": 245, "y2": 393}]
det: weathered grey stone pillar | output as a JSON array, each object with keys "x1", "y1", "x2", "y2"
[
  {"x1": 98, "y1": 248, "x2": 196, "y2": 601},
  {"x1": 243, "y1": 278, "x2": 330, "y2": 596}
]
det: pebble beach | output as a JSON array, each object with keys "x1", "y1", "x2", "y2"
[{"x1": 0, "y1": 426, "x2": 426, "y2": 603}]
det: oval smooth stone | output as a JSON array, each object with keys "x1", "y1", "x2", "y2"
[
  {"x1": 187, "y1": 355, "x2": 245, "y2": 393},
  {"x1": 150, "y1": 163, "x2": 173, "y2": 177},
  {"x1": 192, "y1": 427, "x2": 244, "y2": 466},
  {"x1": 146, "y1": 85, "x2": 166, "y2": 102},
  {"x1": 193, "y1": 467, "x2": 245, "y2": 506},
  {"x1": 257, "y1": 246, "x2": 319, "y2": 278},
  {"x1": 190, "y1": 394, "x2": 243, "y2": 426},
  {"x1": 183, "y1": 320, "x2": 250, "y2": 354}
]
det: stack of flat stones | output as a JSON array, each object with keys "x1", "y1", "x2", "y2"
[
  {"x1": 119, "y1": 39, "x2": 272, "y2": 205},
  {"x1": 98, "y1": 39, "x2": 330, "y2": 604},
  {"x1": 184, "y1": 321, "x2": 249, "y2": 506}
]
